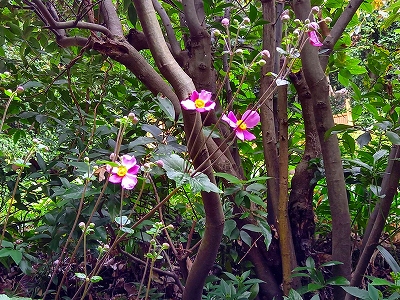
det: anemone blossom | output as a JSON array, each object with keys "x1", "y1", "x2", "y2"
[{"x1": 222, "y1": 110, "x2": 260, "y2": 141}]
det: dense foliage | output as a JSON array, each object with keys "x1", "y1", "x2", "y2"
[{"x1": 0, "y1": 0, "x2": 399, "y2": 299}]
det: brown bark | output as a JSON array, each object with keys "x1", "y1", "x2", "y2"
[
  {"x1": 293, "y1": 2, "x2": 352, "y2": 298},
  {"x1": 132, "y1": 2, "x2": 224, "y2": 299},
  {"x1": 288, "y1": 71, "x2": 320, "y2": 265},
  {"x1": 277, "y1": 85, "x2": 298, "y2": 294},
  {"x1": 347, "y1": 145, "x2": 400, "y2": 299},
  {"x1": 260, "y1": 0, "x2": 279, "y2": 225}
]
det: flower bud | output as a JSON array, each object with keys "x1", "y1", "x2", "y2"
[
  {"x1": 258, "y1": 59, "x2": 267, "y2": 66},
  {"x1": 84, "y1": 157, "x2": 89, "y2": 162},
  {"x1": 260, "y1": 50, "x2": 270, "y2": 58},
  {"x1": 281, "y1": 10, "x2": 290, "y2": 21},
  {"x1": 103, "y1": 244, "x2": 110, "y2": 249},
  {"x1": 162, "y1": 243, "x2": 170, "y2": 250},
  {"x1": 89, "y1": 222, "x2": 95, "y2": 228},
  {"x1": 150, "y1": 239, "x2": 157, "y2": 245},
  {"x1": 293, "y1": 29, "x2": 301, "y2": 35},
  {"x1": 243, "y1": 17, "x2": 250, "y2": 24},
  {"x1": 294, "y1": 19, "x2": 301, "y2": 24},
  {"x1": 128, "y1": 112, "x2": 139, "y2": 124},
  {"x1": 311, "y1": 6, "x2": 320, "y2": 14},
  {"x1": 213, "y1": 29, "x2": 221, "y2": 37},
  {"x1": 155, "y1": 160, "x2": 164, "y2": 168},
  {"x1": 221, "y1": 18, "x2": 230, "y2": 27},
  {"x1": 324, "y1": 17, "x2": 332, "y2": 23},
  {"x1": 167, "y1": 224, "x2": 174, "y2": 230},
  {"x1": 307, "y1": 22, "x2": 319, "y2": 31},
  {"x1": 144, "y1": 162, "x2": 151, "y2": 169},
  {"x1": 110, "y1": 153, "x2": 117, "y2": 161},
  {"x1": 235, "y1": 48, "x2": 244, "y2": 55},
  {"x1": 33, "y1": 138, "x2": 40, "y2": 144},
  {"x1": 78, "y1": 222, "x2": 85, "y2": 229},
  {"x1": 16, "y1": 86, "x2": 24, "y2": 94}
]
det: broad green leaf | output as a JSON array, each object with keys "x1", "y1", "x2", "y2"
[
  {"x1": 377, "y1": 245, "x2": 400, "y2": 273},
  {"x1": 188, "y1": 172, "x2": 222, "y2": 194},
  {"x1": 356, "y1": 132, "x2": 371, "y2": 148},
  {"x1": 115, "y1": 216, "x2": 131, "y2": 225},
  {"x1": 386, "y1": 131, "x2": 400, "y2": 145},
  {"x1": 240, "y1": 230, "x2": 252, "y2": 247},
  {"x1": 156, "y1": 96, "x2": 175, "y2": 120},
  {"x1": 75, "y1": 272, "x2": 87, "y2": 279},
  {"x1": 90, "y1": 275, "x2": 103, "y2": 283},
  {"x1": 342, "y1": 286, "x2": 371, "y2": 299},
  {"x1": 241, "y1": 224, "x2": 262, "y2": 233},
  {"x1": 325, "y1": 124, "x2": 353, "y2": 139},
  {"x1": 368, "y1": 284, "x2": 380, "y2": 300},
  {"x1": 215, "y1": 172, "x2": 242, "y2": 185},
  {"x1": 373, "y1": 149, "x2": 388, "y2": 164}
]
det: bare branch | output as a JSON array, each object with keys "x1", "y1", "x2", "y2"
[
  {"x1": 57, "y1": 35, "x2": 89, "y2": 47},
  {"x1": 30, "y1": 0, "x2": 112, "y2": 36},
  {"x1": 152, "y1": 0, "x2": 182, "y2": 57}
]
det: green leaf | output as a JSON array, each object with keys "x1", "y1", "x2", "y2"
[
  {"x1": 326, "y1": 276, "x2": 350, "y2": 285},
  {"x1": 0, "y1": 249, "x2": 22, "y2": 264},
  {"x1": 285, "y1": 289, "x2": 303, "y2": 300},
  {"x1": 240, "y1": 230, "x2": 252, "y2": 247},
  {"x1": 369, "y1": 277, "x2": 394, "y2": 286},
  {"x1": 386, "y1": 131, "x2": 400, "y2": 145},
  {"x1": 90, "y1": 275, "x2": 103, "y2": 283},
  {"x1": 127, "y1": 4, "x2": 137, "y2": 27},
  {"x1": 377, "y1": 245, "x2": 400, "y2": 273},
  {"x1": 368, "y1": 284, "x2": 380, "y2": 300},
  {"x1": 241, "y1": 224, "x2": 262, "y2": 233},
  {"x1": 307, "y1": 283, "x2": 324, "y2": 292},
  {"x1": 320, "y1": 260, "x2": 344, "y2": 267},
  {"x1": 115, "y1": 216, "x2": 131, "y2": 226},
  {"x1": 75, "y1": 272, "x2": 87, "y2": 279},
  {"x1": 214, "y1": 172, "x2": 242, "y2": 185},
  {"x1": 223, "y1": 219, "x2": 237, "y2": 238},
  {"x1": 156, "y1": 96, "x2": 175, "y2": 120},
  {"x1": 188, "y1": 172, "x2": 222, "y2": 194},
  {"x1": 373, "y1": 149, "x2": 388, "y2": 164},
  {"x1": 325, "y1": 124, "x2": 353, "y2": 139},
  {"x1": 342, "y1": 286, "x2": 371, "y2": 299},
  {"x1": 356, "y1": 132, "x2": 371, "y2": 148}
]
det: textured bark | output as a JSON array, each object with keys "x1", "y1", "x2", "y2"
[
  {"x1": 133, "y1": 2, "x2": 224, "y2": 299},
  {"x1": 293, "y1": 2, "x2": 352, "y2": 298},
  {"x1": 260, "y1": 0, "x2": 279, "y2": 225},
  {"x1": 288, "y1": 71, "x2": 321, "y2": 265},
  {"x1": 347, "y1": 145, "x2": 400, "y2": 299},
  {"x1": 277, "y1": 85, "x2": 298, "y2": 294}
]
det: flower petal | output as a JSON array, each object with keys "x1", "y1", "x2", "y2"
[
  {"x1": 198, "y1": 90, "x2": 212, "y2": 102},
  {"x1": 222, "y1": 111, "x2": 238, "y2": 128},
  {"x1": 109, "y1": 174, "x2": 123, "y2": 183},
  {"x1": 308, "y1": 31, "x2": 323, "y2": 47},
  {"x1": 235, "y1": 130, "x2": 245, "y2": 141},
  {"x1": 190, "y1": 90, "x2": 199, "y2": 102},
  {"x1": 127, "y1": 164, "x2": 140, "y2": 175},
  {"x1": 242, "y1": 110, "x2": 260, "y2": 128},
  {"x1": 121, "y1": 174, "x2": 137, "y2": 189},
  {"x1": 181, "y1": 99, "x2": 196, "y2": 110},
  {"x1": 242, "y1": 130, "x2": 256, "y2": 141},
  {"x1": 121, "y1": 155, "x2": 137, "y2": 169}
]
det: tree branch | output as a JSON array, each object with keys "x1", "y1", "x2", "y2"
[
  {"x1": 320, "y1": 0, "x2": 364, "y2": 70},
  {"x1": 30, "y1": 0, "x2": 113, "y2": 37},
  {"x1": 152, "y1": 0, "x2": 182, "y2": 57},
  {"x1": 99, "y1": 0, "x2": 124, "y2": 36},
  {"x1": 182, "y1": 0, "x2": 202, "y2": 36}
]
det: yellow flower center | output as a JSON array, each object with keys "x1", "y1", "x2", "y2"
[
  {"x1": 236, "y1": 120, "x2": 247, "y2": 130},
  {"x1": 117, "y1": 166, "x2": 128, "y2": 177},
  {"x1": 195, "y1": 99, "x2": 205, "y2": 108}
]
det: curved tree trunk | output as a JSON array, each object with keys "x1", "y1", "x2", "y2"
[{"x1": 293, "y1": 2, "x2": 352, "y2": 298}]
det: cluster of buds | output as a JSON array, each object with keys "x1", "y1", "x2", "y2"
[{"x1": 79, "y1": 222, "x2": 95, "y2": 234}]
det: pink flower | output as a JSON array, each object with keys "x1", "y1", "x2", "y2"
[
  {"x1": 181, "y1": 90, "x2": 216, "y2": 112},
  {"x1": 222, "y1": 110, "x2": 260, "y2": 141},
  {"x1": 107, "y1": 155, "x2": 140, "y2": 190},
  {"x1": 221, "y1": 18, "x2": 230, "y2": 27},
  {"x1": 261, "y1": 50, "x2": 271, "y2": 58},
  {"x1": 155, "y1": 160, "x2": 164, "y2": 168},
  {"x1": 308, "y1": 31, "x2": 323, "y2": 47},
  {"x1": 307, "y1": 22, "x2": 319, "y2": 31}
]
